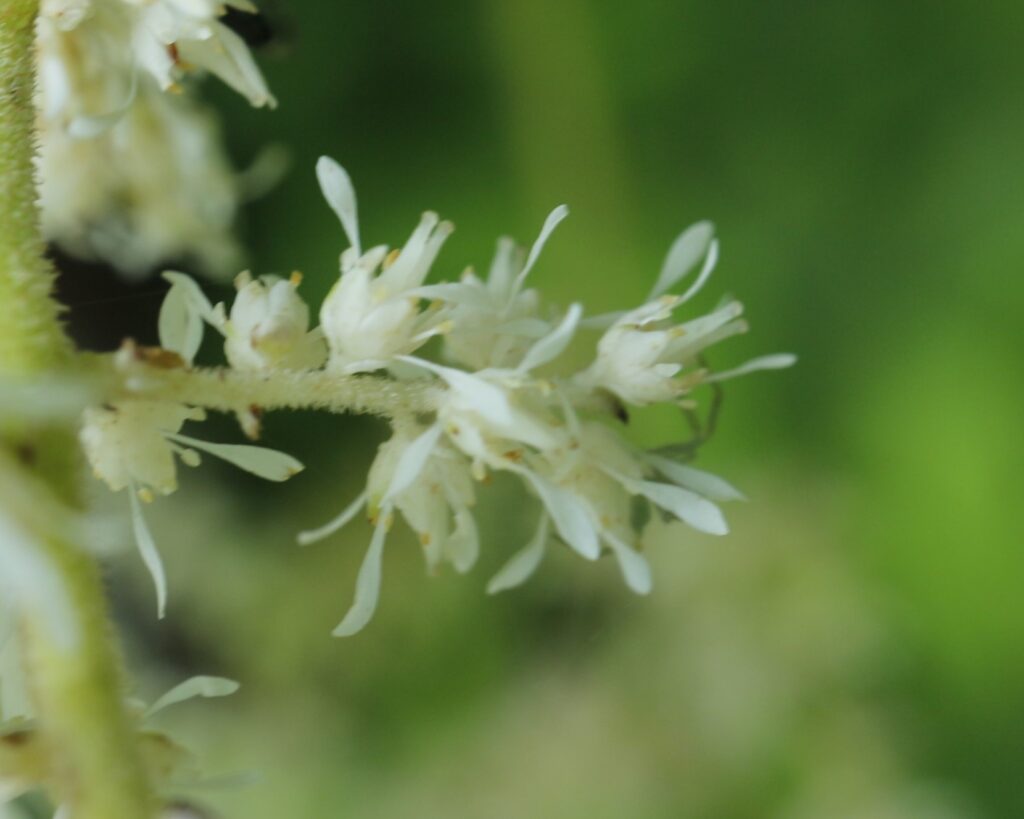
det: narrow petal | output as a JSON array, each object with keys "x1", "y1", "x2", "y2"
[
  {"x1": 580, "y1": 310, "x2": 627, "y2": 330},
  {"x1": 384, "y1": 425, "x2": 443, "y2": 502},
  {"x1": 297, "y1": 491, "x2": 368, "y2": 546},
  {"x1": 167, "y1": 434, "x2": 304, "y2": 482},
  {"x1": 486, "y1": 516, "x2": 549, "y2": 594},
  {"x1": 517, "y1": 303, "x2": 582, "y2": 373},
  {"x1": 129, "y1": 489, "x2": 167, "y2": 619},
  {"x1": 398, "y1": 357, "x2": 513, "y2": 427},
  {"x1": 604, "y1": 534, "x2": 653, "y2": 595},
  {"x1": 644, "y1": 454, "x2": 746, "y2": 502},
  {"x1": 513, "y1": 205, "x2": 569, "y2": 294},
  {"x1": 145, "y1": 676, "x2": 240, "y2": 718},
  {"x1": 333, "y1": 513, "x2": 390, "y2": 637},
  {"x1": 316, "y1": 156, "x2": 361, "y2": 256},
  {"x1": 518, "y1": 471, "x2": 599, "y2": 560},
  {"x1": 446, "y1": 507, "x2": 480, "y2": 574},
  {"x1": 705, "y1": 353, "x2": 798, "y2": 382},
  {"x1": 409, "y1": 282, "x2": 494, "y2": 308},
  {"x1": 618, "y1": 475, "x2": 728, "y2": 535},
  {"x1": 676, "y1": 239, "x2": 720, "y2": 305},
  {"x1": 648, "y1": 221, "x2": 715, "y2": 300}
]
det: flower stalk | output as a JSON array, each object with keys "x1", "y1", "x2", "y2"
[
  {"x1": 1, "y1": 2, "x2": 157, "y2": 815},
  {"x1": 107, "y1": 357, "x2": 444, "y2": 421}
]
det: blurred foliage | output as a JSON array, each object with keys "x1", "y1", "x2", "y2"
[{"x1": 49, "y1": 0, "x2": 1024, "y2": 816}]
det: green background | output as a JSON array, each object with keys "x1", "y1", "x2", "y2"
[{"x1": 78, "y1": 1, "x2": 1024, "y2": 817}]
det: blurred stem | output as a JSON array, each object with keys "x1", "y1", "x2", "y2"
[
  {"x1": 19, "y1": 533, "x2": 158, "y2": 819},
  {"x1": 1, "y1": 3, "x2": 157, "y2": 817},
  {"x1": 487, "y1": 0, "x2": 641, "y2": 304}
]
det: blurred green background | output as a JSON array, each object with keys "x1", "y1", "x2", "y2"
[{"x1": 71, "y1": 1, "x2": 1024, "y2": 817}]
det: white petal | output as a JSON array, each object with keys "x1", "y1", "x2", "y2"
[
  {"x1": 161, "y1": 271, "x2": 223, "y2": 334},
  {"x1": 446, "y1": 507, "x2": 480, "y2": 574},
  {"x1": 648, "y1": 221, "x2": 715, "y2": 300},
  {"x1": 486, "y1": 516, "x2": 549, "y2": 594},
  {"x1": 495, "y1": 317, "x2": 552, "y2": 338},
  {"x1": 618, "y1": 476, "x2": 728, "y2": 535},
  {"x1": 297, "y1": 491, "x2": 368, "y2": 546},
  {"x1": 676, "y1": 238, "x2": 719, "y2": 305},
  {"x1": 580, "y1": 310, "x2": 627, "y2": 330},
  {"x1": 705, "y1": 353, "x2": 798, "y2": 382},
  {"x1": 167, "y1": 434, "x2": 304, "y2": 482},
  {"x1": 333, "y1": 513, "x2": 389, "y2": 637},
  {"x1": 407, "y1": 282, "x2": 494, "y2": 308},
  {"x1": 519, "y1": 471, "x2": 599, "y2": 560},
  {"x1": 316, "y1": 156, "x2": 361, "y2": 256},
  {"x1": 129, "y1": 489, "x2": 167, "y2": 619},
  {"x1": 604, "y1": 534, "x2": 653, "y2": 595},
  {"x1": 517, "y1": 303, "x2": 582, "y2": 373},
  {"x1": 512, "y1": 205, "x2": 569, "y2": 293},
  {"x1": 398, "y1": 357, "x2": 513, "y2": 427},
  {"x1": 644, "y1": 454, "x2": 746, "y2": 502},
  {"x1": 384, "y1": 425, "x2": 442, "y2": 502},
  {"x1": 158, "y1": 277, "x2": 204, "y2": 364},
  {"x1": 145, "y1": 676, "x2": 240, "y2": 718}
]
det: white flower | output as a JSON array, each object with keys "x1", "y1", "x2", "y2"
[
  {"x1": 81, "y1": 401, "x2": 202, "y2": 496},
  {"x1": 578, "y1": 296, "x2": 745, "y2": 405},
  {"x1": 429, "y1": 206, "x2": 570, "y2": 371},
  {"x1": 38, "y1": 0, "x2": 274, "y2": 124},
  {"x1": 577, "y1": 222, "x2": 796, "y2": 405},
  {"x1": 490, "y1": 419, "x2": 740, "y2": 598},
  {"x1": 316, "y1": 157, "x2": 455, "y2": 373},
  {"x1": 299, "y1": 424, "x2": 481, "y2": 636},
  {"x1": 158, "y1": 271, "x2": 327, "y2": 371},
  {"x1": 223, "y1": 272, "x2": 327, "y2": 371},
  {"x1": 80, "y1": 399, "x2": 304, "y2": 617},
  {"x1": 129, "y1": 0, "x2": 274, "y2": 107}
]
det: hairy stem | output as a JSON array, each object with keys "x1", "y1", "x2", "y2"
[
  {"x1": 0, "y1": 0, "x2": 69, "y2": 372},
  {"x1": 112, "y1": 361, "x2": 444, "y2": 420},
  {"x1": 1, "y1": 3, "x2": 157, "y2": 816}
]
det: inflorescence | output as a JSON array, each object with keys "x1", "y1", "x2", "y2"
[{"x1": 81, "y1": 156, "x2": 795, "y2": 635}]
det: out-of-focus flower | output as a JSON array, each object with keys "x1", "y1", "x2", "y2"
[
  {"x1": 38, "y1": 0, "x2": 274, "y2": 125},
  {"x1": 80, "y1": 397, "x2": 303, "y2": 617},
  {"x1": 35, "y1": 0, "x2": 274, "y2": 278},
  {"x1": 38, "y1": 85, "x2": 244, "y2": 279}
]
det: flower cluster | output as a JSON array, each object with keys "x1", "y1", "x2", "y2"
[
  {"x1": 36, "y1": 0, "x2": 275, "y2": 277},
  {"x1": 79, "y1": 155, "x2": 794, "y2": 635}
]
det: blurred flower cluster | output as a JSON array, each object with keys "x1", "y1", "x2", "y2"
[{"x1": 35, "y1": 0, "x2": 274, "y2": 277}]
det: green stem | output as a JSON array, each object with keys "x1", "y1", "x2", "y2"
[
  {"x1": 1, "y1": 3, "x2": 157, "y2": 816},
  {"x1": 0, "y1": 0, "x2": 70, "y2": 373},
  {"x1": 109, "y1": 360, "x2": 444, "y2": 420}
]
